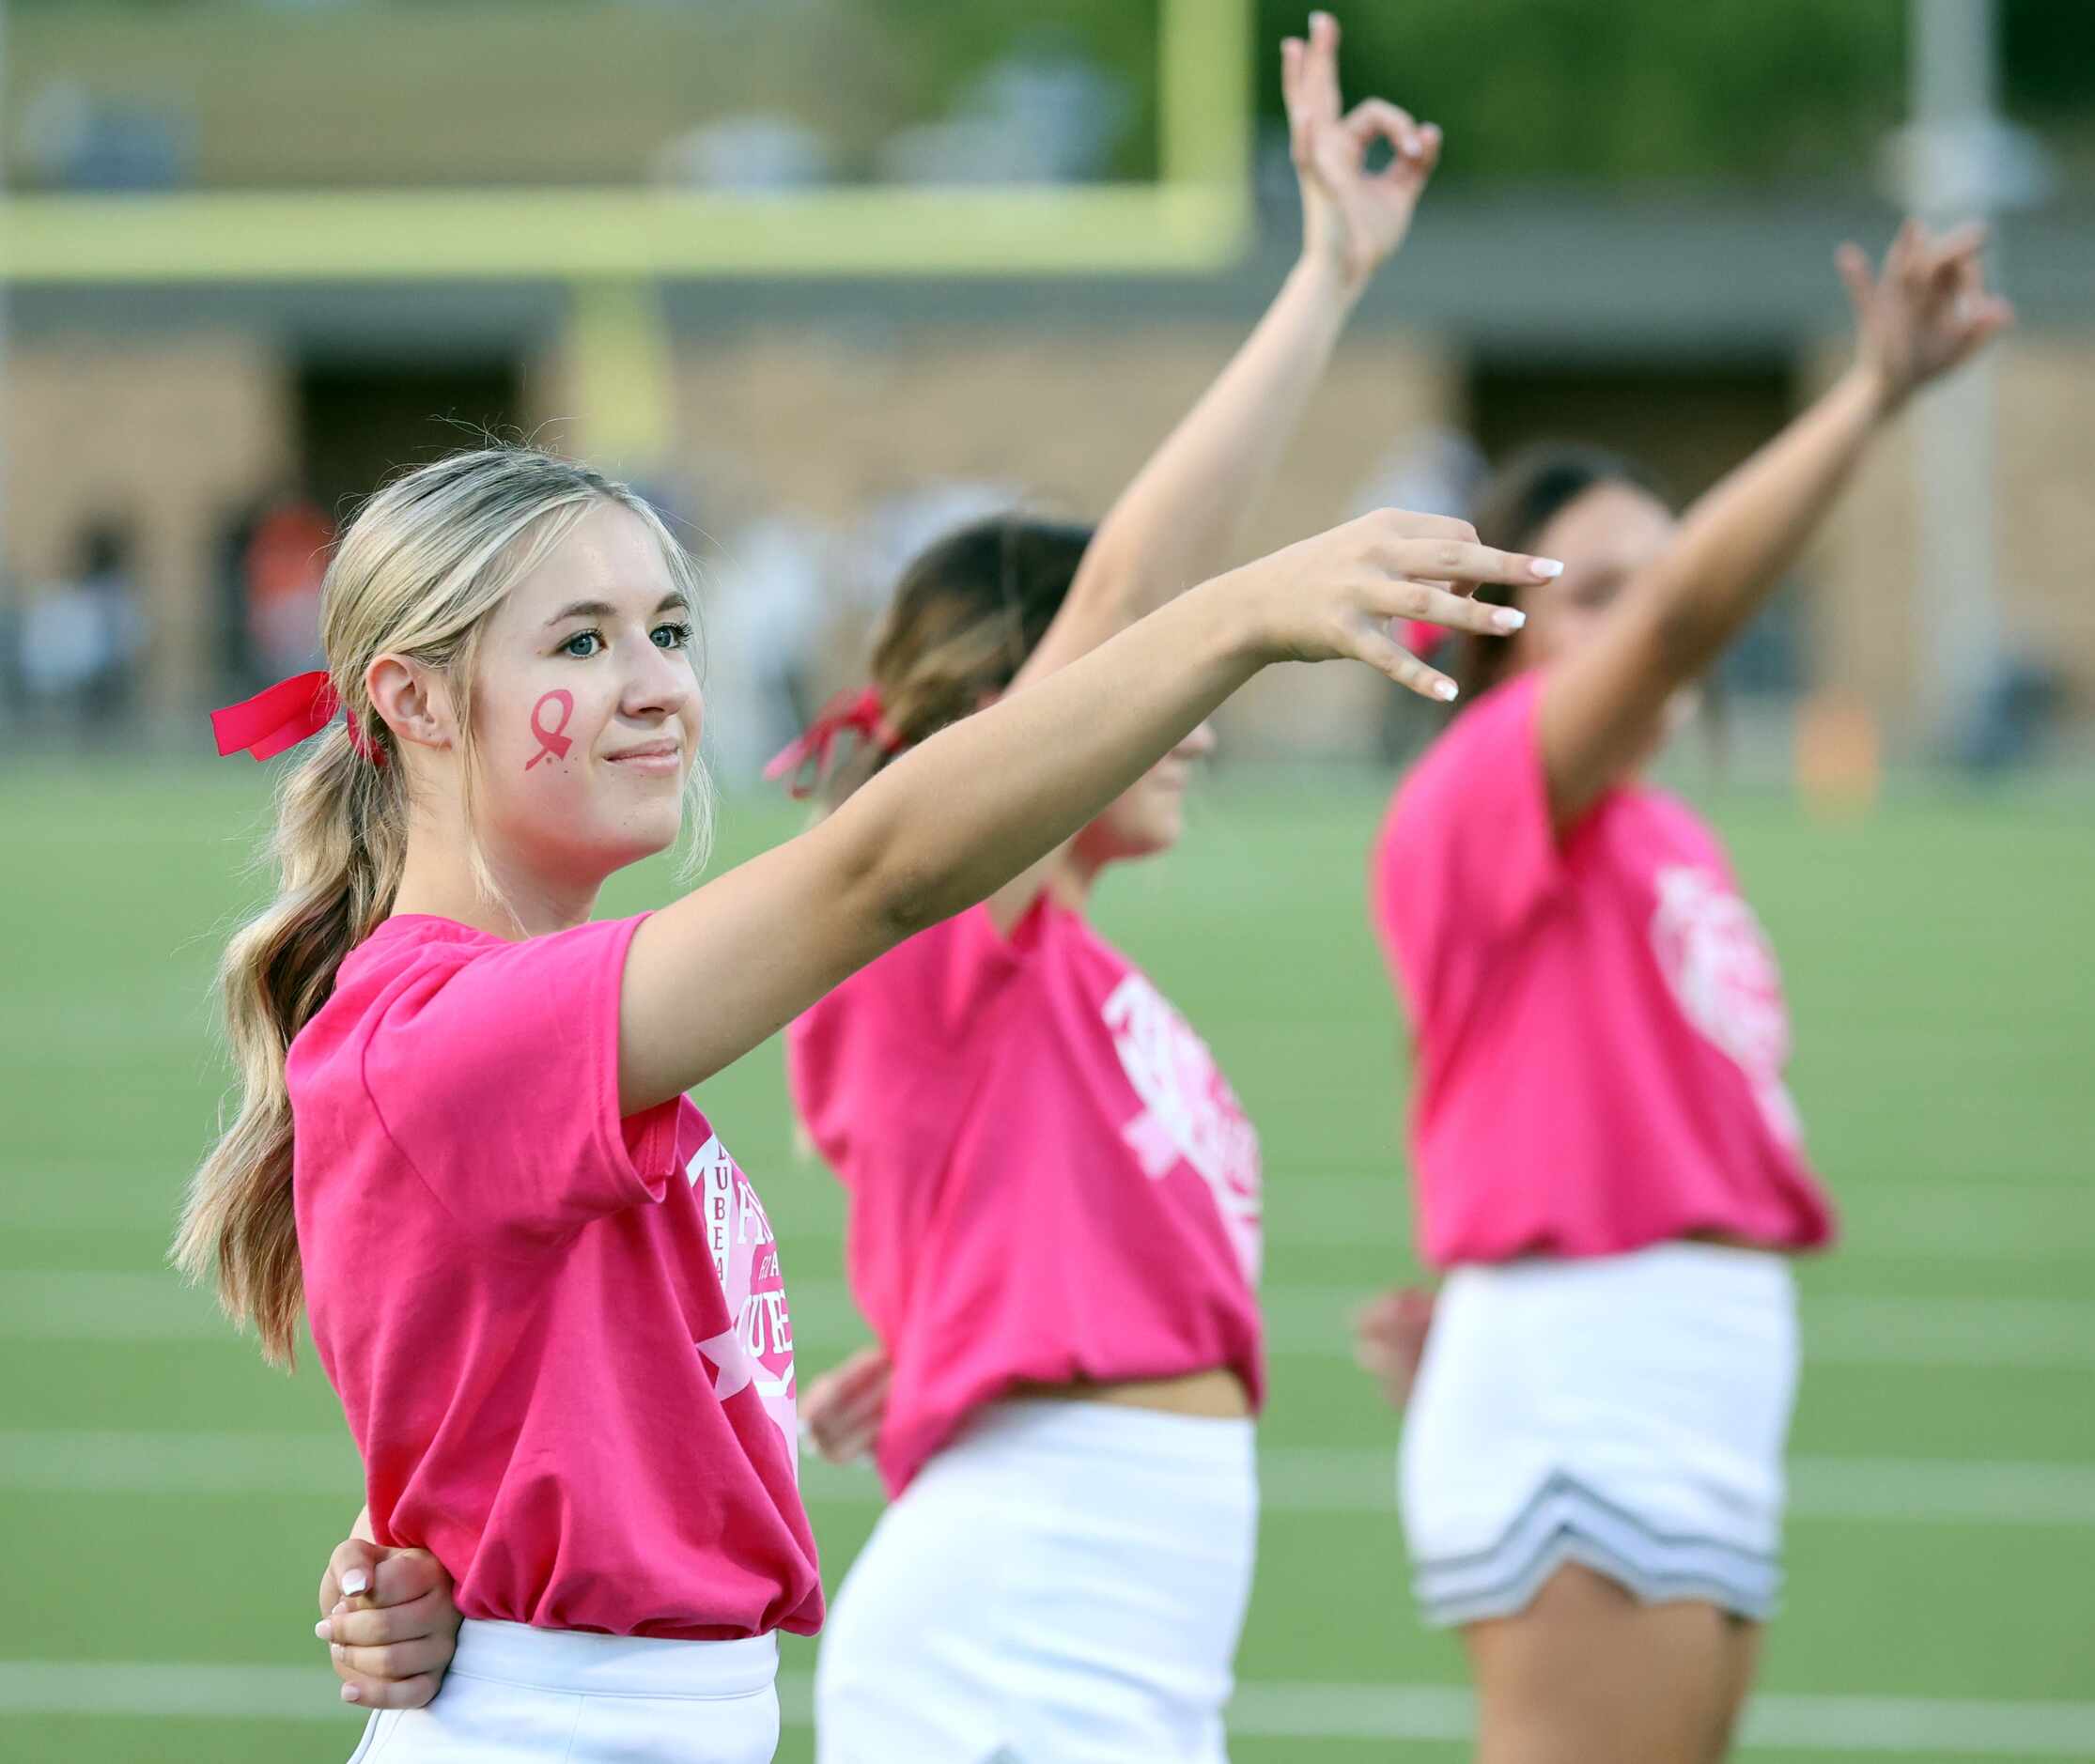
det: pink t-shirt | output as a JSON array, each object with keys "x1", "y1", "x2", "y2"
[
  {"x1": 786, "y1": 895, "x2": 1265, "y2": 1497},
  {"x1": 287, "y1": 912, "x2": 822, "y2": 1640},
  {"x1": 1371, "y1": 672, "x2": 1836, "y2": 1268}
]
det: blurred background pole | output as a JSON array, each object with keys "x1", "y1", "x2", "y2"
[
  {"x1": 1906, "y1": 0, "x2": 2003, "y2": 756},
  {"x1": 0, "y1": 0, "x2": 12, "y2": 737}
]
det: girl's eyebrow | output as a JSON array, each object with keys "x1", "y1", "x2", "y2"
[{"x1": 542, "y1": 594, "x2": 686, "y2": 629}]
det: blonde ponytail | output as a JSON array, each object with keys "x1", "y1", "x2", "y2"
[
  {"x1": 175, "y1": 720, "x2": 407, "y2": 1365},
  {"x1": 175, "y1": 446, "x2": 707, "y2": 1366}
]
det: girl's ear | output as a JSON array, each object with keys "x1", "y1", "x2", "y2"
[{"x1": 367, "y1": 656, "x2": 455, "y2": 753}]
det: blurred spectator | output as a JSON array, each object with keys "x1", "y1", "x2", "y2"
[
  {"x1": 1956, "y1": 651, "x2": 2065, "y2": 773},
  {"x1": 653, "y1": 116, "x2": 831, "y2": 192},
  {"x1": 878, "y1": 42, "x2": 1127, "y2": 185},
  {"x1": 847, "y1": 477, "x2": 1028, "y2": 617},
  {"x1": 16, "y1": 80, "x2": 194, "y2": 193},
  {"x1": 18, "y1": 519, "x2": 147, "y2": 740},
  {"x1": 243, "y1": 494, "x2": 334, "y2": 679},
  {"x1": 1348, "y1": 426, "x2": 1488, "y2": 524},
  {"x1": 210, "y1": 496, "x2": 271, "y2": 701},
  {"x1": 703, "y1": 515, "x2": 835, "y2": 784}
]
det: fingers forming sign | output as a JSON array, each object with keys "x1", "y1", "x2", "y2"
[
  {"x1": 1281, "y1": 12, "x2": 1442, "y2": 291},
  {"x1": 1837, "y1": 218, "x2": 2013, "y2": 408}
]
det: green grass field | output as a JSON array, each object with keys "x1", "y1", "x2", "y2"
[{"x1": 3, "y1": 761, "x2": 2091, "y2": 1762}]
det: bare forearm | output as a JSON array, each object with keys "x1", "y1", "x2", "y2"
[
  {"x1": 1540, "y1": 363, "x2": 1891, "y2": 823},
  {"x1": 843, "y1": 582, "x2": 1261, "y2": 932},
  {"x1": 623, "y1": 509, "x2": 1528, "y2": 1106},
  {"x1": 626, "y1": 581, "x2": 1263, "y2": 1106},
  {"x1": 1640, "y1": 363, "x2": 1888, "y2": 671},
  {"x1": 1018, "y1": 258, "x2": 1358, "y2": 685}
]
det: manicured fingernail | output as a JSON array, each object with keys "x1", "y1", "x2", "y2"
[
  {"x1": 1433, "y1": 679, "x2": 1459, "y2": 702},
  {"x1": 1492, "y1": 608, "x2": 1527, "y2": 631},
  {"x1": 332, "y1": 1643, "x2": 346, "y2": 1662},
  {"x1": 332, "y1": 1601, "x2": 349, "y2": 1616},
  {"x1": 341, "y1": 1684, "x2": 360, "y2": 1704},
  {"x1": 341, "y1": 1569, "x2": 369, "y2": 1597},
  {"x1": 314, "y1": 1621, "x2": 332, "y2": 1641},
  {"x1": 1531, "y1": 557, "x2": 1564, "y2": 579}
]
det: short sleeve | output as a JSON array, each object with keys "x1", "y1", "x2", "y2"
[
  {"x1": 1372, "y1": 673, "x2": 1567, "y2": 1015},
  {"x1": 360, "y1": 914, "x2": 691, "y2": 1240}
]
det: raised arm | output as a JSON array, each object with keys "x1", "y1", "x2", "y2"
[
  {"x1": 1009, "y1": 10, "x2": 1440, "y2": 693},
  {"x1": 1537, "y1": 220, "x2": 2011, "y2": 828},
  {"x1": 621, "y1": 513, "x2": 1551, "y2": 1111}
]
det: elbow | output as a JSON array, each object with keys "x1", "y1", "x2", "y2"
[
  {"x1": 866, "y1": 848, "x2": 954, "y2": 943},
  {"x1": 830, "y1": 814, "x2": 955, "y2": 952}
]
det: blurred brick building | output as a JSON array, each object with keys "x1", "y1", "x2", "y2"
[{"x1": 7, "y1": 196, "x2": 2092, "y2": 762}]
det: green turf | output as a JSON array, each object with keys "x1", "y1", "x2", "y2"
[{"x1": 2, "y1": 761, "x2": 2090, "y2": 1762}]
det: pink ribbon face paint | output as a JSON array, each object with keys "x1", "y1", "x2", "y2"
[{"x1": 525, "y1": 689, "x2": 575, "y2": 770}]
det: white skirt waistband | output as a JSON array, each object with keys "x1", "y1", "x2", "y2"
[
  {"x1": 446, "y1": 1620, "x2": 779, "y2": 1700},
  {"x1": 951, "y1": 1396, "x2": 1257, "y2": 1471}
]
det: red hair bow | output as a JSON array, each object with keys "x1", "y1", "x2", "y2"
[
  {"x1": 210, "y1": 671, "x2": 384, "y2": 765},
  {"x1": 764, "y1": 686, "x2": 904, "y2": 799}
]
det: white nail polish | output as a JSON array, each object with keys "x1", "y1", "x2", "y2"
[
  {"x1": 1433, "y1": 679, "x2": 1459, "y2": 702},
  {"x1": 341, "y1": 1569, "x2": 370, "y2": 1598},
  {"x1": 1532, "y1": 558, "x2": 1564, "y2": 579},
  {"x1": 1493, "y1": 608, "x2": 1527, "y2": 632},
  {"x1": 315, "y1": 1621, "x2": 332, "y2": 1642}
]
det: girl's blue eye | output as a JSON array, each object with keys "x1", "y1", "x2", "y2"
[
  {"x1": 562, "y1": 631, "x2": 602, "y2": 659},
  {"x1": 653, "y1": 623, "x2": 693, "y2": 651}
]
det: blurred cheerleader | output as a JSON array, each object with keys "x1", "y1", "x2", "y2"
[
  {"x1": 787, "y1": 19, "x2": 1528, "y2": 1761},
  {"x1": 1358, "y1": 222, "x2": 2009, "y2": 1763}
]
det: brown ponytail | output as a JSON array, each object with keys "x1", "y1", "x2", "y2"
[{"x1": 825, "y1": 515, "x2": 1093, "y2": 804}]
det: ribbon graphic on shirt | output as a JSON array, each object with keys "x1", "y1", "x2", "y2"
[{"x1": 524, "y1": 689, "x2": 575, "y2": 770}]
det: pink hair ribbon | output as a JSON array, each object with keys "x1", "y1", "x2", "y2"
[
  {"x1": 764, "y1": 686, "x2": 904, "y2": 799},
  {"x1": 210, "y1": 671, "x2": 384, "y2": 766}
]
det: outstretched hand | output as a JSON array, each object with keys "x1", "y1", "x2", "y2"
[
  {"x1": 1224, "y1": 508, "x2": 1559, "y2": 703},
  {"x1": 1838, "y1": 219, "x2": 2013, "y2": 412},
  {"x1": 1283, "y1": 11, "x2": 1441, "y2": 293}
]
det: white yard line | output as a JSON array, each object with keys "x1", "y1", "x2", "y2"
[
  {"x1": 10, "y1": 1174, "x2": 2089, "y2": 1262},
  {"x1": 797, "y1": 1447, "x2": 2095, "y2": 1527},
  {"x1": 0, "y1": 1663, "x2": 2090, "y2": 1756},
  {"x1": 11, "y1": 1269, "x2": 2091, "y2": 1369},
  {"x1": 8, "y1": 1431, "x2": 2094, "y2": 1529}
]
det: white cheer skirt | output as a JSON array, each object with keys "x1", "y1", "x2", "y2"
[
  {"x1": 1399, "y1": 1242, "x2": 1799, "y2": 1628},
  {"x1": 815, "y1": 1398, "x2": 1259, "y2": 1763},
  {"x1": 347, "y1": 1620, "x2": 779, "y2": 1763}
]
